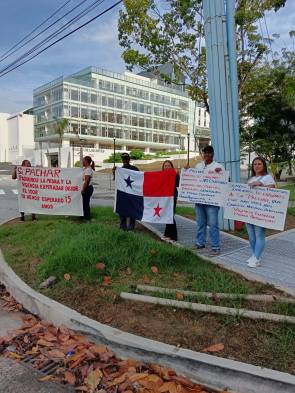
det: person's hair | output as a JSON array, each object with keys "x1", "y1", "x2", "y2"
[
  {"x1": 83, "y1": 156, "x2": 95, "y2": 170},
  {"x1": 251, "y1": 156, "x2": 268, "y2": 177},
  {"x1": 162, "y1": 160, "x2": 174, "y2": 170},
  {"x1": 121, "y1": 153, "x2": 130, "y2": 161},
  {"x1": 21, "y1": 159, "x2": 31, "y2": 166},
  {"x1": 202, "y1": 145, "x2": 214, "y2": 154}
]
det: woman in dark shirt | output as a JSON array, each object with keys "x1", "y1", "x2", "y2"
[{"x1": 162, "y1": 160, "x2": 179, "y2": 241}]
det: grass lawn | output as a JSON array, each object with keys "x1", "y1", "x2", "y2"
[
  {"x1": 0, "y1": 207, "x2": 294, "y2": 374},
  {"x1": 281, "y1": 183, "x2": 295, "y2": 201}
]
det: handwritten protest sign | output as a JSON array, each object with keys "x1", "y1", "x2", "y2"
[
  {"x1": 17, "y1": 166, "x2": 83, "y2": 216},
  {"x1": 224, "y1": 183, "x2": 290, "y2": 230},
  {"x1": 178, "y1": 168, "x2": 229, "y2": 206}
]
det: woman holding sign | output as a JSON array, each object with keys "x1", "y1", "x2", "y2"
[
  {"x1": 246, "y1": 157, "x2": 276, "y2": 268},
  {"x1": 81, "y1": 156, "x2": 95, "y2": 220},
  {"x1": 161, "y1": 160, "x2": 180, "y2": 242},
  {"x1": 12, "y1": 159, "x2": 36, "y2": 222}
]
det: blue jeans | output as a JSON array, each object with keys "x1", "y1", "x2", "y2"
[
  {"x1": 246, "y1": 223, "x2": 266, "y2": 259},
  {"x1": 195, "y1": 204, "x2": 220, "y2": 249}
]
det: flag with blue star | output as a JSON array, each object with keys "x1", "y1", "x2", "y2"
[{"x1": 115, "y1": 167, "x2": 176, "y2": 223}]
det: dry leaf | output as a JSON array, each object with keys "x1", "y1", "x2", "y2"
[
  {"x1": 96, "y1": 263, "x2": 105, "y2": 270},
  {"x1": 202, "y1": 343, "x2": 224, "y2": 353},
  {"x1": 126, "y1": 267, "x2": 132, "y2": 275},
  {"x1": 143, "y1": 275, "x2": 151, "y2": 284},
  {"x1": 102, "y1": 276, "x2": 111, "y2": 286},
  {"x1": 37, "y1": 339, "x2": 55, "y2": 347},
  {"x1": 89, "y1": 345, "x2": 108, "y2": 355},
  {"x1": 151, "y1": 266, "x2": 159, "y2": 274},
  {"x1": 103, "y1": 316, "x2": 113, "y2": 324},
  {"x1": 175, "y1": 291, "x2": 184, "y2": 301},
  {"x1": 47, "y1": 349, "x2": 66, "y2": 359},
  {"x1": 75, "y1": 387, "x2": 88, "y2": 392},
  {"x1": 64, "y1": 370, "x2": 76, "y2": 385},
  {"x1": 87, "y1": 369, "x2": 103, "y2": 392},
  {"x1": 64, "y1": 273, "x2": 71, "y2": 281},
  {"x1": 39, "y1": 375, "x2": 55, "y2": 382}
]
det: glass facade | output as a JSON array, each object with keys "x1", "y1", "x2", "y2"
[{"x1": 33, "y1": 67, "x2": 210, "y2": 149}]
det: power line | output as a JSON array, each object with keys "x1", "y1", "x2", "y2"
[
  {"x1": 0, "y1": 0, "x2": 90, "y2": 63},
  {"x1": 0, "y1": 0, "x2": 123, "y2": 78},
  {"x1": 0, "y1": 0, "x2": 106, "y2": 75},
  {"x1": 0, "y1": 0, "x2": 73, "y2": 61}
]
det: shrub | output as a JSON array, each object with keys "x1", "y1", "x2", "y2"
[
  {"x1": 103, "y1": 152, "x2": 122, "y2": 163},
  {"x1": 130, "y1": 149, "x2": 145, "y2": 160}
]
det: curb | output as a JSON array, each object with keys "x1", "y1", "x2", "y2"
[{"x1": 1, "y1": 251, "x2": 295, "y2": 393}]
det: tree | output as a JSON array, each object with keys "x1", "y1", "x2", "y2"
[
  {"x1": 245, "y1": 61, "x2": 295, "y2": 178},
  {"x1": 54, "y1": 118, "x2": 69, "y2": 167},
  {"x1": 118, "y1": 0, "x2": 286, "y2": 112}
]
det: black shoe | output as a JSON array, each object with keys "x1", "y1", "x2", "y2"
[
  {"x1": 195, "y1": 244, "x2": 205, "y2": 249},
  {"x1": 32, "y1": 214, "x2": 36, "y2": 221},
  {"x1": 210, "y1": 249, "x2": 220, "y2": 256}
]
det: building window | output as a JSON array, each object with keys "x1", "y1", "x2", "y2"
[
  {"x1": 71, "y1": 89, "x2": 79, "y2": 101},
  {"x1": 91, "y1": 93, "x2": 97, "y2": 104},
  {"x1": 71, "y1": 106, "x2": 79, "y2": 118},
  {"x1": 81, "y1": 91, "x2": 88, "y2": 103}
]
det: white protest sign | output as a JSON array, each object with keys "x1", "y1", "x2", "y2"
[
  {"x1": 224, "y1": 183, "x2": 290, "y2": 231},
  {"x1": 178, "y1": 168, "x2": 229, "y2": 206},
  {"x1": 17, "y1": 166, "x2": 83, "y2": 216}
]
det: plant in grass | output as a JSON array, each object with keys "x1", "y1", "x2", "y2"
[
  {"x1": 129, "y1": 149, "x2": 145, "y2": 160},
  {"x1": 103, "y1": 152, "x2": 123, "y2": 163}
]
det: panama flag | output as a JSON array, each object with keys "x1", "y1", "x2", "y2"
[{"x1": 115, "y1": 168, "x2": 176, "y2": 224}]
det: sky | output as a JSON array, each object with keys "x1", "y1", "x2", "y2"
[{"x1": 0, "y1": 0, "x2": 294, "y2": 114}]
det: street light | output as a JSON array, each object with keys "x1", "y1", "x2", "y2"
[
  {"x1": 113, "y1": 137, "x2": 116, "y2": 180},
  {"x1": 178, "y1": 134, "x2": 181, "y2": 169},
  {"x1": 187, "y1": 132, "x2": 190, "y2": 166},
  {"x1": 78, "y1": 135, "x2": 86, "y2": 168}
]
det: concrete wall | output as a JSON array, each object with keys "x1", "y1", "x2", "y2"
[{"x1": 0, "y1": 112, "x2": 35, "y2": 164}]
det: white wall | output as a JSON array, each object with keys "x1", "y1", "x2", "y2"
[
  {"x1": 0, "y1": 112, "x2": 35, "y2": 164},
  {"x1": 0, "y1": 113, "x2": 9, "y2": 162}
]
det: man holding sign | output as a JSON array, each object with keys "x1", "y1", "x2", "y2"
[{"x1": 194, "y1": 146, "x2": 225, "y2": 255}]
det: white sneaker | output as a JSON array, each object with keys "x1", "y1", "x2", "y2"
[
  {"x1": 247, "y1": 256, "x2": 261, "y2": 268},
  {"x1": 246, "y1": 255, "x2": 255, "y2": 264}
]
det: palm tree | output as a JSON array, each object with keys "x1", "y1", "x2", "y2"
[{"x1": 54, "y1": 118, "x2": 69, "y2": 167}]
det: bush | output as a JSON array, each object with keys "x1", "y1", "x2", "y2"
[
  {"x1": 103, "y1": 152, "x2": 122, "y2": 163},
  {"x1": 130, "y1": 149, "x2": 145, "y2": 160},
  {"x1": 74, "y1": 161, "x2": 81, "y2": 167}
]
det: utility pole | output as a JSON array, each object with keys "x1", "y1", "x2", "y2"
[{"x1": 203, "y1": 0, "x2": 240, "y2": 229}]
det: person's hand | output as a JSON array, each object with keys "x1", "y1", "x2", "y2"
[
  {"x1": 81, "y1": 190, "x2": 85, "y2": 195},
  {"x1": 215, "y1": 167, "x2": 222, "y2": 173},
  {"x1": 250, "y1": 181, "x2": 263, "y2": 188},
  {"x1": 184, "y1": 164, "x2": 190, "y2": 170}
]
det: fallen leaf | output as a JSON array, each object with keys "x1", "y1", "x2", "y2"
[
  {"x1": 37, "y1": 339, "x2": 55, "y2": 347},
  {"x1": 102, "y1": 276, "x2": 111, "y2": 286},
  {"x1": 175, "y1": 291, "x2": 184, "y2": 301},
  {"x1": 96, "y1": 263, "x2": 105, "y2": 270},
  {"x1": 126, "y1": 267, "x2": 132, "y2": 275},
  {"x1": 64, "y1": 273, "x2": 71, "y2": 281},
  {"x1": 39, "y1": 375, "x2": 55, "y2": 382},
  {"x1": 75, "y1": 387, "x2": 88, "y2": 392},
  {"x1": 47, "y1": 349, "x2": 66, "y2": 359},
  {"x1": 202, "y1": 343, "x2": 224, "y2": 353},
  {"x1": 151, "y1": 266, "x2": 159, "y2": 274},
  {"x1": 103, "y1": 316, "x2": 113, "y2": 324},
  {"x1": 64, "y1": 370, "x2": 76, "y2": 385},
  {"x1": 88, "y1": 345, "x2": 108, "y2": 356},
  {"x1": 87, "y1": 369, "x2": 103, "y2": 392},
  {"x1": 143, "y1": 275, "x2": 151, "y2": 284}
]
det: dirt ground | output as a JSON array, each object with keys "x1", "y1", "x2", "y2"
[{"x1": 46, "y1": 283, "x2": 295, "y2": 375}]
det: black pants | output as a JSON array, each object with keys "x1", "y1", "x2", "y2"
[
  {"x1": 82, "y1": 185, "x2": 93, "y2": 220},
  {"x1": 164, "y1": 199, "x2": 177, "y2": 240},
  {"x1": 119, "y1": 215, "x2": 136, "y2": 231}
]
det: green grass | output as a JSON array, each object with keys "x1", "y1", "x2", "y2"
[
  {"x1": 175, "y1": 206, "x2": 195, "y2": 218},
  {"x1": 281, "y1": 183, "x2": 295, "y2": 201},
  {"x1": 288, "y1": 207, "x2": 295, "y2": 216},
  {"x1": 0, "y1": 207, "x2": 261, "y2": 295}
]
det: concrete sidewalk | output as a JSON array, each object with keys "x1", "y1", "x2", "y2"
[{"x1": 149, "y1": 215, "x2": 295, "y2": 296}]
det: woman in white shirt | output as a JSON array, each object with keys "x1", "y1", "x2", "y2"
[
  {"x1": 246, "y1": 157, "x2": 276, "y2": 268},
  {"x1": 81, "y1": 156, "x2": 94, "y2": 220}
]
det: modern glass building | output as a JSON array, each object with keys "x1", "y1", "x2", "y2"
[{"x1": 33, "y1": 66, "x2": 210, "y2": 161}]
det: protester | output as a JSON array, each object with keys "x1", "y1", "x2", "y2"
[
  {"x1": 193, "y1": 145, "x2": 224, "y2": 255},
  {"x1": 246, "y1": 157, "x2": 276, "y2": 268},
  {"x1": 12, "y1": 160, "x2": 36, "y2": 222},
  {"x1": 116, "y1": 152, "x2": 139, "y2": 231},
  {"x1": 161, "y1": 160, "x2": 179, "y2": 242},
  {"x1": 81, "y1": 156, "x2": 95, "y2": 220}
]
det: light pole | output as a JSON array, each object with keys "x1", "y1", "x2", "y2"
[
  {"x1": 113, "y1": 137, "x2": 116, "y2": 180},
  {"x1": 178, "y1": 134, "x2": 181, "y2": 169},
  {"x1": 79, "y1": 136, "x2": 86, "y2": 168},
  {"x1": 187, "y1": 132, "x2": 190, "y2": 166}
]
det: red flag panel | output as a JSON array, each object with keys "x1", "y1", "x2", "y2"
[{"x1": 143, "y1": 169, "x2": 176, "y2": 197}]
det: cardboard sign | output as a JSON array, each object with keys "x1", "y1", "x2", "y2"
[
  {"x1": 17, "y1": 166, "x2": 83, "y2": 216},
  {"x1": 178, "y1": 168, "x2": 229, "y2": 206},
  {"x1": 224, "y1": 183, "x2": 290, "y2": 230}
]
